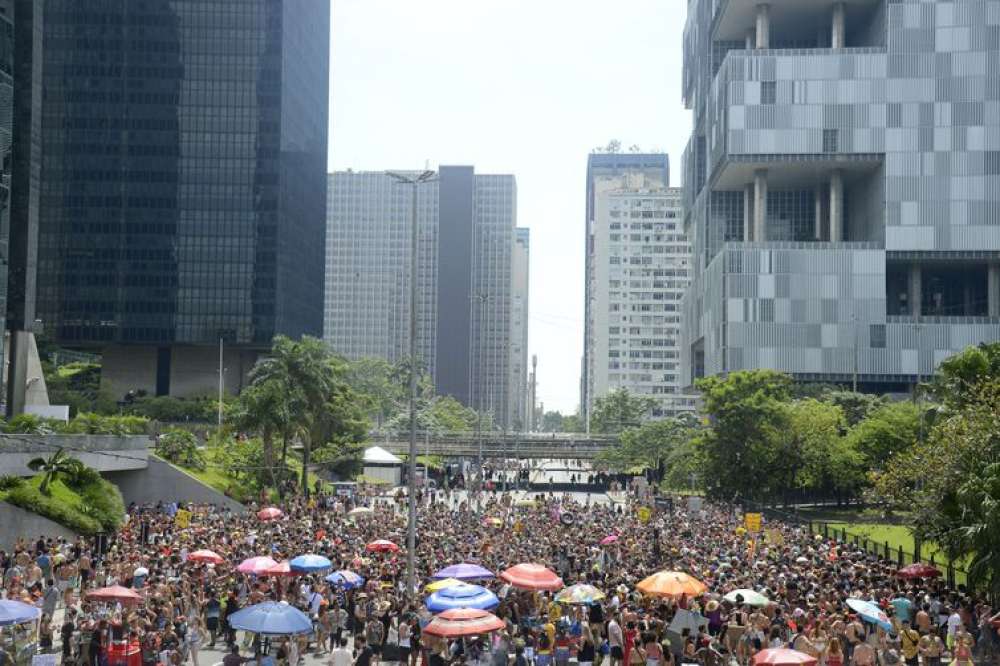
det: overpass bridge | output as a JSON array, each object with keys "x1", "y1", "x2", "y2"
[{"x1": 374, "y1": 432, "x2": 618, "y2": 460}]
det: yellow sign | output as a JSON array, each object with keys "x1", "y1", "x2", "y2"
[
  {"x1": 175, "y1": 509, "x2": 192, "y2": 529},
  {"x1": 766, "y1": 528, "x2": 784, "y2": 545},
  {"x1": 744, "y1": 512, "x2": 762, "y2": 533},
  {"x1": 637, "y1": 506, "x2": 652, "y2": 523},
  {"x1": 514, "y1": 520, "x2": 524, "y2": 534}
]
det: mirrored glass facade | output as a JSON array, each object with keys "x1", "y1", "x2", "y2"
[{"x1": 21, "y1": 0, "x2": 329, "y2": 396}]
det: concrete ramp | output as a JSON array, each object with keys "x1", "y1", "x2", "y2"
[{"x1": 104, "y1": 457, "x2": 246, "y2": 513}]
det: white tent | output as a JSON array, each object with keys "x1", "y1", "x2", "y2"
[{"x1": 363, "y1": 446, "x2": 403, "y2": 485}]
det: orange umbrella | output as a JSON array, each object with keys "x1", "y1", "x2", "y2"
[
  {"x1": 422, "y1": 608, "x2": 506, "y2": 637},
  {"x1": 636, "y1": 571, "x2": 706, "y2": 598}
]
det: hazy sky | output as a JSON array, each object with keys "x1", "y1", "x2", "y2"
[{"x1": 329, "y1": 0, "x2": 690, "y2": 414}]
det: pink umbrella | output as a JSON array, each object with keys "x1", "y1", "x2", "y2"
[
  {"x1": 187, "y1": 549, "x2": 225, "y2": 564},
  {"x1": 237, "y1": 556, "x2": 279, "y2": 575},
  {"x1": 257, "y1": 507, "x2": 283, "y2": 521},
  {"x1": 753, "y1": 649, "x2": 817, "y2": 666},
  {"x1": 261, "y1": 561, "x2": 299, "y2": 577},
  {"x1": 600, "y1": 535, "x2": 619, "y2": 546}
]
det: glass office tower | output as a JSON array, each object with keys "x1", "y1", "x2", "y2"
[
  {"x1": 18, "y1": 0, "x2": 329, "y2": 398},
  {"x1": 681, "y1": 0, "x2": 1000, "y2": 392}
]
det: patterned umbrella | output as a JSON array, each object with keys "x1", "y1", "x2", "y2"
[
  {"x1": 238, "y1": 557, "x2": 279, "y2": 575},
  {"x1": 326, "y1": 570, "x2": 365, "y2": 589},
  {"x1": 636, "y1": 571, "x2": 706, "y2": 598},
  {"x1": 555, "y1": 584, "x2": 606, "y2": 605},
  {"x1": 846, "y1": 599, "x2": 892, "y2": 631},
  {"x1": 499, "y1": 563, "x2": 564, "y2": 591},
  {"x1": 422, "y1": 608, "x2": 505, "y2": 638},
  {"x1": 366, "y1": 539, "x2": 400, "y2": 553},
  {"x1": 425, "y1": 578, "x2": 463, "y2": 593}
]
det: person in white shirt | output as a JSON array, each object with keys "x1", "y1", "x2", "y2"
[{"x1": 329, "y1": 637, "x2": 352, "y2": 666}]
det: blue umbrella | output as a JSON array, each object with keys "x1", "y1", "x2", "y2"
[
  {"x1": 846, "y1": 598, "x2": 892, "y2": 632},
  {"x1": 426, "y1": 583, "x2": 499, "y2": 613},
  {"x1": 0, "y1": 600, "x2": 40, "y2": 626},
  {"x1": 289, "y1": 553, "x2": 332, "y2": 573},
  {"x1": 326, "y1": 570, "x2": 365, "y2": 589},
  {"x1": 432, "y1": 563, "x2": 495, "y2": 580},
  {"x1": 228, "y1": 601, "x2": 313, "y2": 635}
]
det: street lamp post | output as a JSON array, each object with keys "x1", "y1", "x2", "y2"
[{"x1": 387, "y1": 169, "x2": 435, "y2": 599}]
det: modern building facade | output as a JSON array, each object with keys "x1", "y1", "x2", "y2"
[
  {"x1": 582, "y1": 152, "x2": 670, "y2": 422},
  {"x1": 586, "y1": 174, "x2": 698, "y2": 420},
  {"x1": 681, "y1": 0, "x2": 1000, "y2": 391},
  {"x1": 325, "y1": 167, "x2": 524, "y2": 428},
  {"x1": 15, "y1": 0, "x2": 330, "y2": 399},
  {"x1": 510, "y1": 227, "x2": 530, "y2": 430}
]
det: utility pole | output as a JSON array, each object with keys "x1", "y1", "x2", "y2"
[
  {"x1": 474, "y1": 292, "x2": 490, "y2": 483},
  {"x1": 852, "y1": 313, "x2": 859, "y2": 393},
  {"x1": 529, "y1": 354, "x2": 538, "y2": 432},
  {"x1": 387, "y1": 169, "x2": 435, "y2": 598},
  {"x1": 218, "y1": 338, "x2": 224, "y2": 428}
]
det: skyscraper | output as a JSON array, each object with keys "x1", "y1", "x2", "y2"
[
  {"x1": 586, "y1": 173, "x2": 697, "y2": 421},
  {"x1": 582, "y1": 152, "x2": 670, "y2": 425},
  {"x1": 681, "y1": 0, "x2": 1000, "y2": 390},
  {"x1": 325, "y1": 167, "x2": 524, "y2": 428},
  {"x1": 16, "y1": 0, "x2": 330, "y2": 399}
]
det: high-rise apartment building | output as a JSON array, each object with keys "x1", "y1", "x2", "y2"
[
  {"x1": 510, "y1": 228, "x2": 530, "y2": 430},
  {"x1": 582, "y1": 153, "x2": 670, "y2": 422},
  {"x1": 325, "y1": 167, "x2": 524, "y2": 428},
  {"x1": 681, "y1": 0, "x2": 1000, "y2": 390},
  {"x1": 586, "y1": 174, "x2": 697, "y2": 420},
  {"x1": 14, "y1": 0, "x2": 330, "y2": 399}
]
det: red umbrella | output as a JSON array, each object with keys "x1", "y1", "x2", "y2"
[
  {"x1": 86, "y1": 585, "x2": 143, "y2": 605},
  {"x1": 366, "y1": 539, "x2": 400, "y2": 553},
  {"x1": 257, "y1": 507, "x2": 283, "y2": 521},
  {"x1": 261, "y1": 561, "x2": 300, "y2": 577},
  {"x1": 188, "y1": 549, "x2": 225, "y2": 565},
  {"x1": 423, "y1": 608, "x2": 505, "y2": 638},
  {"x1": 897, "y1": 563, "x2": 941, "y2": 579},
  {"x1": 753, "y1": 649, "x2": 818, "y2": 666},
  {"x1": 499, "y1": 563, "x2": 564, "y2": 591}
]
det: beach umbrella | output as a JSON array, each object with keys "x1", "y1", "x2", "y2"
[
  {"x1": 897, "y1": 563, "x2": 941, "y2": 579},
  {"x1": 637, "y1": 571, "x2": 707, "y2": 598},
  {"x1": 188, "y1": 549, "x2": 225, "y2": 565},
  {"x1": 432, "y1": 563, "x2": 495, "y2": 580},
  {"x1": 86, "y1": 585, "x2": 142, "y2": 605},
  {"x1": 846, "y1": 599, "x2": 892, "y2": 631},
  {"x1": 422, "y1": 608, "x2": 505, "y2": 638},
  {"x1": 238, "y1": 556, "x2": 279, "y2": 575},
  {"x1": 499, "y1": 563, "x2": 564, "y2": 591},
  {"x1": 600, "y1": 535, "x2": 619, "y2": 546},
  {"x1": 0, "y1": 600, "x2": 40, "y2": 626},
  {"x1": 326, "y1": 570, "x2": 365, "y2": 589},
  {"x1": 133, "y1": 567, "x2": 149, "y2": 577},
  {"x1": 261, "y1": 561, "x2": 299, "y2": 577},
  {"x1": 754, "y1": 649, "x2": 817, "y2": 666},
  {"x1": 348, "y1": 507, "x2": 374, "y2": 517},
  {"x1": 555, "y1": 584, "x2": 606, "y2": 605},
  {"x1": 425, "y1": 578, "x2": 463, "y2": 593},
  {"x1": 425, "y1": 583, "x2": 499, "y2": 613},
  {"x1": 724, "y1": 589, "x2": 771, "y2": 607},
  {"x1": 257, "y1": 507, "x2": 283, "y2": 521},
  {"x1": 289, "y1": 554, "x2": 332, "y2": 572},
  {"x1": 228, "y1": 601, "x2": 312, "y2": 636},
  {"x1": 366, "y1": 539, "x2": 400, "y2": 553}
]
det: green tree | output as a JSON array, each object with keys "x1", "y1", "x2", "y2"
[
  {"x1": 822, "y1": 390, "x2": 887, "y2": 427},
  {"x1": 229, "y1": 377, "x2": 295, "y2": 490},
  {"x1": 596, "y1": 413, "x2": 701, "y2": 483},
  {"x1": 928, "y1": 341, "x2": 1000, "y2": 409},
  {"x1": 561, "y1": 413, "x2": 584, "y2": 433},
  {"x1": 695, "y1": 369, "x2": 793, "y2": 502},
  {"x1": 782, "y1": 399, "x2": 863, "y2": 501},
  {"x1": 540, "y1": 411, "x2": 564, "y2": 432},
  {"x1": 590, "y1": 389, "x2": 657, "y2": 434},
  {"x1": 26, "y1": 448, "x2": 85, "y2": 496},
  {"x1": 846, "y1": 401, "x2": 921, "y2": 469},
  {"x1": 154, "y1": 428, "x2": 206, "y2": 470},
  {"x1": 346, "y1": 357, "x2": 403, "y2": 426}
]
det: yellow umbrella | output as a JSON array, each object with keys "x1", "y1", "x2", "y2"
[
  {"x1": 514, "y1": 499, "x2": 537, "y2": 508},
  {"x1": 636, "y1": 571, "x2": 707, "y2": 598},
  {"x1": 425, "y1": 577, "x2": 464, "y2": 593}
]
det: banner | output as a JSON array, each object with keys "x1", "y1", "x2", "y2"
[
  {"x1": 744, "y1": 512, "x2": 762, "y2": 533},
  {"x1": 637, "y1": 506, "x2": 652, "y2": 523},
  {"x1": 766, "y1": 528, "x2": 784, "y2": 545}
]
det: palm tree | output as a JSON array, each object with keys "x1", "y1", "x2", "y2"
[
  {"x1": 27, "y1": 448, "x2": 85, "y2": 496},
  {"x1": 230, "y1": 378, "x2": 294, "y2": 493}
]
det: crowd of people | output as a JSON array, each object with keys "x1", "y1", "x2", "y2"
[{"x1": 1, "y1": 481, "x2": 998, "y2": 666}]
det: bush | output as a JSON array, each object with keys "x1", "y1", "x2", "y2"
[
  {"x1": 127, "y1": 395, "x2": 218, "y2": 423},
  {"x1": 5, "y1": 483, "x2": 102, "y2": 534},
  {"x1": 155, "y1": 428, "x2": 206, "y2": 470},
  {"x1": 59, "y1": 413, "x2": 149, "y2": 435},
  {"x1": 0, "y1": 475, "x2": 25, "y2": 491},
  {"x1": 4, "y1": 413, "x2": 54, "y2": 435}
]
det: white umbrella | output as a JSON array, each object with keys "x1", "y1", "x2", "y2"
[
  {"x1": 724, "y1": 589, "x2": 770, "y2": 607},
  {"x1": 133, "y1": 567, "x2": 149, "y2": 577}
]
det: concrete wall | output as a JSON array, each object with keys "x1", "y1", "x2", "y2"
[
  {"x1": 103, "y1": 457, "x2": 246, "y2": 513},
  {"x1": 0, "y1": 435, "x2": 151, "y2": 476},
  {"x1": 0, "y1": 501, "x2": 78, "y2": 550},
  {"x1": 101, "y1": 345, "x2": 257, "y2": 400}
]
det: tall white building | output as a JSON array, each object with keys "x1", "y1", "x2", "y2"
[
  {"x1": 325, "y1": 167, "x2": 527, "y2": 429},
  {"x1": 587, "y1": 173, "x2": 697, "y2": 421}
]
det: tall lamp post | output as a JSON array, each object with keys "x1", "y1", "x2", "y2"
[{"x1": 387, "y1": 169, "x2": 435, "y2": 598}]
